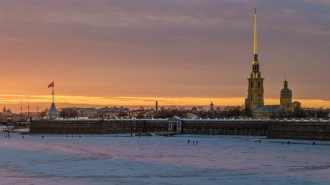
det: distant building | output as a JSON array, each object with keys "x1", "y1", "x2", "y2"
[
  {"x1": 183, "y1": 113, "x2": 198, "y2": 119},
  {"x1": 155, "y1": 101, "x2": 158, "y2": 113},
  {"x1": 98, "y1": 106, "x2": 130, "y2": 118},
  {"x1": 76, "y1": 108, "x2": 98, "y2": 118},
  {"x1": 170, "y1": 106, "x2": 177, "y2": 110},
  {"x1": 116, "y1": 112, "x2": 130, "y2": 119},
  {"x1": 197, "y1": 106, "x2": 204, "y2": 112},
  {"x1": 280, "y1": 79, "x2": 292, "y2": 109},
  {"x1": 46, "y1": 103, "x2": 60, "y2": 119},
  {"x1": 192, "y1": 106, "x2": 197, "y2": 113},
  {"x1": 2, "y1": 107, "x2": 12, "y2": 116},
  {"x1": 0, "y1": 106, "x2": 23, "y2": 122},
  {"x1": 291, "y1": 101, "x2": 301, "y2": 112},
  {"x1": 46, "y1": 81, "x2": 60, "y2": 119},
  {"x1": 99, "y1": 106, "x2": 130, "y2": 113},
  {"x1": 210, "y1": 102, "x2": 214, "y2": 111}
]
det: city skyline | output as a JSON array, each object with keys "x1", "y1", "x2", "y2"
[{"x1": 1, "y1": 0, "x2": 330, "y2": 112}]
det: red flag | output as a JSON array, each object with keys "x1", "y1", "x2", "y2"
[{"x1": 48, "y1": 82, "x2": 54, "y2": 88}]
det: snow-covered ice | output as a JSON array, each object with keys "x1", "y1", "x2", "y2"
[{"x1": 1, "y1": 132, "x2": 330, "y2": 185}]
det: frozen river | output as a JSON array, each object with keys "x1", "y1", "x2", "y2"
[{"x1": 1, "y1": 131, "x2": 330, "y2": 185}]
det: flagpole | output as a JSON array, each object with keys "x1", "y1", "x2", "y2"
[
  {"x1": 52, "y1": 80, "x2": 54, "y2": 104},
  {"x1": 20, "y1": 99, "x2": 22, "y2": 120}
]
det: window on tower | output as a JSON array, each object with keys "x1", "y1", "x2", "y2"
[
  {"x1": 258, "y1": 83, "x2": 260, "y2": 88},
  {"x1": 250, "y1": 95, "x2": 253, "y2": 101},
  {"x1": 251, "y1": 83, "x2": 253, "y2": 88}
]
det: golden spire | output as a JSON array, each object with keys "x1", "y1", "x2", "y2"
[{"x1": 254, "y1": 7, "x2": 258, "y2": 61}]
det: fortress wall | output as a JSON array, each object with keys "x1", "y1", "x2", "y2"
[
  {"x1": 29, "y1": 119, "x2": 168, "y2": 134},
  {"x1": 30, "y1": 119, "x2": 330, "y2": 140},
  {"x1": 182, "y1": 120, "x2": 269, "y2": 136},
  {"x1": 268, "y1": 121, "x2": 330, "y2": 140},
  {"x1": 29, "y1": 119, "x2": 269, "y2": 135},
  {"x1": 30, "y1": 120, "x2": 104, "y2": 134},
  {"x1": 101, "y1": 120, "x2": 168, "y2": 134}
]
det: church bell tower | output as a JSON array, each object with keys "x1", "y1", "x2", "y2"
[
  {"x1": 280, "y1": 78, "x2": 292, "y2": 109},
  {"x1": 245, "y1": 8, "x2": 264, "y2": 110}
]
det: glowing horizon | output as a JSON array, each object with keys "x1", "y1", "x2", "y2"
[{"x1": 1, "y1": 94, "x2": 329, "y2": 113}]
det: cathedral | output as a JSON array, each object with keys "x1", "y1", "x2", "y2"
[
  {"x1": 244, "y1": 9, "x2": 301, "y2": 118},
  {"x1": 2, "y1": 106, "x2": 13, "y2": 116}
]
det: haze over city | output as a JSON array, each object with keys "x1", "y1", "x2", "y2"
[{"x1": 1, "y1": 0, "x2": 329, "y2": 113}]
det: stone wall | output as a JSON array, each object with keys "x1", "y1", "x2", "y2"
[
  {"x1": 30, "y1": 120, "x2": 104, "y2": 134},
  {"x1": 30, "y1": 119, "x2": 269, "y2": 135},
  {"x1": 30, "y1": 119, "x2": 168, "y2": 134},
  {"x1": 268, "y1": 121, "x2": 330, "y2": 140},
  {"x1": 30, "y1": 119, "x2": 330, "y2": 140},
  {"x1": 182, "y1": 120, "x2": 268, "y2": 136}
]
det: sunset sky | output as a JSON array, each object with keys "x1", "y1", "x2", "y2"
[{"x1": 1, "y1": 0, "x2": 330, "y2": 113}]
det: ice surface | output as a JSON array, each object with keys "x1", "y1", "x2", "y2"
[{"x1": 1, "y1": 132, "x2": 330, "y2": 185}]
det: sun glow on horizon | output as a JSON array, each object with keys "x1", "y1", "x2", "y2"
[{"x1": 0, "y1": 94, "x2": 329, "y2": 113}]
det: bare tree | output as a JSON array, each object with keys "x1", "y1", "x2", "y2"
[
  {"x1": 60, "y1": 108, "x2": 78, "y2": 118},
  {"x1": 39, "y1": 108, "x2": 48, "y2": 118}
]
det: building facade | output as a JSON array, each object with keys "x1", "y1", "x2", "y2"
[
  {"x1": 210, "y1": 101, "x2": 214, "y2": 111},
  {"x1": 280, "y1": 79, "x2": 292, "y2": 109},
  {"x1": 46, "y1": 103, "x2": 60, "y2": 119}
]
